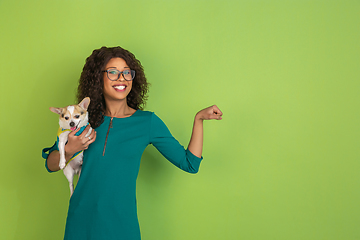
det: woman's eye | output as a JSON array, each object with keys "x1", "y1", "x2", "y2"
[
  {"x1": 109, "y1": 70, "x2": 118, "y2": 75},
  {"x1": 123, "y1": 70, "x2": 130, "y2": 75}
]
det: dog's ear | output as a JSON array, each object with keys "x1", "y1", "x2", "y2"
[
  {"x1": 49, "y1": 107, "x2": 62, "y2": 115},
  {"x1": 78, "y1": 97, "x2": 90, "y2": 110}
]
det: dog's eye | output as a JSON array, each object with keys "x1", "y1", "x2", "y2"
[
  {"x1": 81, "y1": 111, "x2": 84, "y2": 115},
  {"x1": 61, "y1": 114, "x2": 64, "y2": 118},
  {"x1": 75, "y1": 115, "x2": 80, "y2": 119},
  {"x1": 65, "y1": 117, "x2": 69, "y2": 120}
]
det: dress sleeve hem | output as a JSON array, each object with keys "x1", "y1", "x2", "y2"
[
  {"x1": 42, "y1": 142, "x2": 57, "y2": 173},
  {"x1": 184, "y1": 148, "x2": 203, "y2": 174}
]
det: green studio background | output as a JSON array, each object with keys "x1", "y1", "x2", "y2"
[{"x1": 0, "y1": 0, "x2": 359, "y2": 239}]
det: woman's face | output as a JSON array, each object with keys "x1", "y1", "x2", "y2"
[{"x1": 103, "y1": 57, "x2": 133, "y2": 102}]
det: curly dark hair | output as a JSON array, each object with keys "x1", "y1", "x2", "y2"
[{"x1": 76, "y1": 46, "x2": 149, "y2": 128}]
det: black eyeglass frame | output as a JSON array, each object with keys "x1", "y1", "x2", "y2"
[{"x1": 102, "y1": 69, "x2": 136, "y2": 81}]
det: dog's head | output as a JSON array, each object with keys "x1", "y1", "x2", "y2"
[{"x1": 50, "y1": 97, "x2": 90, "y2": 131}]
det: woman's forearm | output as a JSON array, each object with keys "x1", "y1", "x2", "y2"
[
  {"x1": 187, "y1": 105, "x2": 223, "y2": 158},
  {"x1": 47, "y1": 150, "x2": 61, "y2": 172},
  {"x1": 188, "y1": 115, "x2": 204, "y2": 158},
  {"x1": 46, "y1": 147, "x2": 75, "y2": 172}
]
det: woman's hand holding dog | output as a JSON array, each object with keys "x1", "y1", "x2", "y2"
[
  {"x1": 47, "y1": 125, "x2": 96, "y2": 172},
  {"x1": 65, "y1": 125, "x2": 97, "y2": 157}
]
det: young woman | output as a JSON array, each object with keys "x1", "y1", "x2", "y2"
[{"x1": 43, "y1": 46, "x2": 223, "y2": 239}]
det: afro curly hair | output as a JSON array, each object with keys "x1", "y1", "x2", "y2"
[{"x1": 76, "y1": 46, "x2": 149, "y2": 128}]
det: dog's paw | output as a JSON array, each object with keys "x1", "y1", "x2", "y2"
[{"x1": 59, "y1": 162, "x2": 66, "y2": 170}]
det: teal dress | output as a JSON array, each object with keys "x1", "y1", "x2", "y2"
[{"x1": 42, "y1": 110, "x2": 203, "y2": 240}]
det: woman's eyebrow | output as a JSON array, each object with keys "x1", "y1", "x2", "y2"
[{"x1": 107, "y1": 66, "x2": 130, "y2": 69}]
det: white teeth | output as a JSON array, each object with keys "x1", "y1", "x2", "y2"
[{"x1": 114, "y1": 85, "x2": 125, "y2": 90}]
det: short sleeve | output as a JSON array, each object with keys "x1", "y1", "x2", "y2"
[
  {"x1": 149, "y1": 113, "x2": 203, "y2": 173},
  {"x1": 42, "y1": 141, "x2": 58, "y2": 173}
]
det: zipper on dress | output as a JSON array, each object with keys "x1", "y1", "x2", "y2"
[{"x1": 103, "y1": 117, "x2": 113, "y2": 156}]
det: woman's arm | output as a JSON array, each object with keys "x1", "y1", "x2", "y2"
[
  {"x1": 46, "y1": 125, "x2": 96, "y2": 172},
  {"x1": 188, "y1": 105, "x2": 223, "y2": 158}
]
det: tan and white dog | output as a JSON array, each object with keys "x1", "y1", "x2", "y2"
[{"x1": 50, "y1": 97, "x2": 92, "y2": 196}]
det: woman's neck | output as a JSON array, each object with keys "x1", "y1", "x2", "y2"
[{"x1": 104, "y1": 99, "x2": 135, "y2": 118}]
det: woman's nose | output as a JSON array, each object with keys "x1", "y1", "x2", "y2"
[{"x1": 118, "y1": 73, "x2": 125, "y2": 81}]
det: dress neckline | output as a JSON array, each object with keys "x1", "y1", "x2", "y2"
[{"x1": 103, "y1": 109, "x2": 139, "y2": 119}]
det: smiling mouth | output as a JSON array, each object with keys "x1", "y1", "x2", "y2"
[
  {"x1": 114, "y1": 86, "x2": 125, "y2": 90},
  {"x1": 113, "y1": 85, "x2": 126, "y2": 91}
]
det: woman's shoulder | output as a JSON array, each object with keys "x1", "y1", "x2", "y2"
[
  {"x1": 135, "y1": 110, "x2": 162, "y2": 123},
  {"x1": 134, "y1": 109, "x2": 154, "y2": 117}
]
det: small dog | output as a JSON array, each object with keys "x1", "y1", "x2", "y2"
[{"x1": 50, "y1": 97, "x2": 92, "y2": 196}]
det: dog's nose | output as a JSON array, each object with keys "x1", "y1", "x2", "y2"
[{"x1": 70, "y1": 122, "x2": 75, "y2": 127}]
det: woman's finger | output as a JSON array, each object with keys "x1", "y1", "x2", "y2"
[
  {"x1": 209, "y1": 105, "x2": 223, "y2": 120},
  {"x1": 86, "y1": 130, "x2": 97, "y2": 145},
  {"x1": 89, "y1": 128, "x2": 96, "y2": 139},
  {"x1": 79, "y1": 125, "x2": 91, "y2": 139},
  {"x1": 213, "y1": 105, "x2": 223, "y2": 116}
]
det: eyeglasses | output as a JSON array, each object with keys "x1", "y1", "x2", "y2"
[{"x1": 102, "y1": 69, "x2": 136, "y2": 81}]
